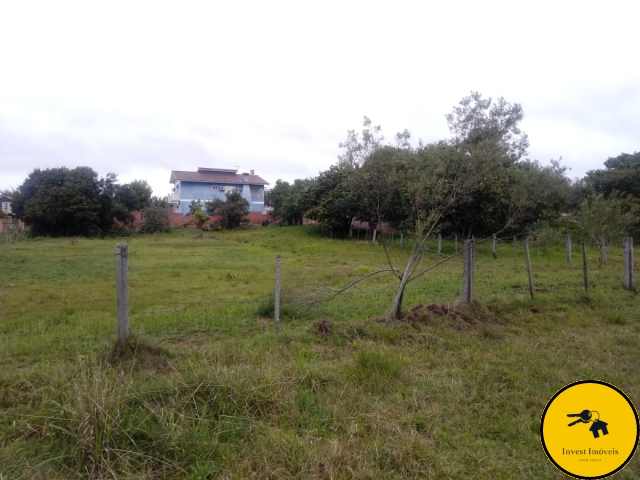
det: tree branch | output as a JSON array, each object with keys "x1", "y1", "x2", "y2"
[
  {"x1": 308, "y1": 268, "x2": 398, "y2": 305},
  {"x1": 381, "y1": 234, "x2": 403, "y2": 280}
]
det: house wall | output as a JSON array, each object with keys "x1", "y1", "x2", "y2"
[
  {"x1": 121, "y1": 209, "x2": 275, "y2": 229},
  {"x1": 0, "y1": 218, "x2": 26, "y2": 232},
  {"x1": 169, "y1": 211, "x2": 276, "y2": 228},
  {"x1": 176, "y1": 181, "x2": 264, "y2": 214}
]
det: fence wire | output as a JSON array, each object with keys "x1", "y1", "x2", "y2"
[{"x1": 1, "y1": 233, "x2": 637, "y2": 332}]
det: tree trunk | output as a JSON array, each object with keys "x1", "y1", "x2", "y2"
[
  {"x1": 390, "y1": 252, "x2": 418, "y2": 319},
  {"x1": 600, "y1": 235, "x2": 608, "y2": 265}
]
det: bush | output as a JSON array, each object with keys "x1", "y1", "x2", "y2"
[
  {"x1": 205, "y1": 191, "x2": 249, "y2": 229},
  {"x1": 140, "y1": 206, "x2": 171, "y2": 234},
  {"x1": 256, "y1": 294, "x2": 300, "y2": 319},
  {"x1": 107, "y1": 223, "x2": 135, "y2": 238}
]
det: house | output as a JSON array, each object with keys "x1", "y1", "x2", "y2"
[
  {"x1": 0, "y1": 195, "x2": 12, "y2": 216},
  {"x1": 168, "y1": 167, "x2": 269, "y2": 215},
  {"x1": 0, "y1": 195, "x2": 26, "y2": 232}
]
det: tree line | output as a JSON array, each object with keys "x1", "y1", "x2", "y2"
[
  {"x1": 268, "y1": 92, "x2": 639, "y2": 244},
  {"x1": 267, "y1": 92, "x2": 639, "y2": 318},
  {"x1": 4, "y1": 91, "x2": 638, "y2": 240},
  {"x1": 4, "y1": 168, "x2": 254, "y2": 236},
  {"x1": 5, "y1": 168, "x2": 168, "y2": 237}
]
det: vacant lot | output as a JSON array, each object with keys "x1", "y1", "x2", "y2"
[{"x1": 1, "y1": 227, "x2": 638, "y2": 479}]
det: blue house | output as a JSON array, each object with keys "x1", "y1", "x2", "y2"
[{"x1": 169, "y1": 167, "x2": 269, "y2": 215}]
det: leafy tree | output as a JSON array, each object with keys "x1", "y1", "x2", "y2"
[
  {"x1": 139, "y1": 205, "x2": 171, "y2": 234},
  {"x1": 394, "y1": 129, "x2": 412, "y2": 149},
  {"x1": 205, "y1": 191, "x2": 249, "y2": 228},
  {"x1": 11, "y1": 167, "x2": 151, "y2": 236},
  {"x1": 115, "y1": 179, "x2": 153, "y2": 211},
  {"x1": 193, "y1": 209, "x2": 209, "y2": 229},
  {"x1": 305, "y1": 164, "x2": 358, "y2": 234},
  {"x1": 347, "y1": 94, "x2": 542, "y2": 316},
  {"x1": 566, "y1": 177, "x2": 595, "y2": 213},
  {"x1": 353, "y1": 146, "x2": 409, "y2": 233},
  {"x1": 586, "y1": 152, "x2": 640, "y2": 199},
  {"x1": 188, "y1": 200, "x2": 203, "y2": 216},
  {"x1": 338, "y1": 116, "x2": 386, "y2": 167},
  {"x1": 273, "y1": 92, "x2": 573, "y2": 318},
  {"x1": 13, "y1": 167, "x2": 105, "y2": 236},
  {"x1": 98, "y1": 172, "x2": 129, "y2": 229},
  {"x1": 439, "y1": 92, "x2": 548, "y2": 237},
  {"x1": 508, "y1": 159, "x2": 571, "y2": 231},
  {"x1": 446, "y1": 91, "x2": 530, "y2": 164},
  {"x1": 270, "y1": 179, "x2": 313, "y2": 225},
  {"x1": 269, "y1": 180, "x2": 291, "y2": 222},
  {"x1": 578, "y1": 192, "x2": 636, "y2": 245},
  {"x1": 186, "y1": 199, "x2": 210, "y2": 229},
  {"x1": 150, "y1": 196, "x2": 169, "y2": 208}
]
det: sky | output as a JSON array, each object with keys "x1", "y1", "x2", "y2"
[{"x1": 1, "y1": 0, "x2": 639, "y2": 197}]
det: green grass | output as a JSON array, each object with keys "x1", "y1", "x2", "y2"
[{"x1": 1, "y1": 227, "x2": 639, "y2": 478}]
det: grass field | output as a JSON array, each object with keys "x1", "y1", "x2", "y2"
[{"x1": 1, "y1": 226, "x2": 639, "y2": 479}]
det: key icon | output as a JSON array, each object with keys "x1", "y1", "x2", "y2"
[{"x1": 567, "y1": 409, "x2": 592, "y2": 426}]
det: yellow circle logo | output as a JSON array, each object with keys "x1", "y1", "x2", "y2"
[{"x1": 540, "y1": 380, "x2": 639, "y2": 478}]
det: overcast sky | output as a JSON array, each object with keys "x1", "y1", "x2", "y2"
[{"x1": 1, "y1": 0, "x2": 638, "y2": 196}]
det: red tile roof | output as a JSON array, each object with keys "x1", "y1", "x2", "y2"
[{"x1": 170, "y1": 170, "x2": 269, "y2": 185}]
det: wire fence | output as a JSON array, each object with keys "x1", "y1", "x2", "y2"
[{"x1": 1, "y1": 232, "x2": 637, "y2": 342}]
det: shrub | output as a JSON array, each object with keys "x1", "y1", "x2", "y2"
[{"x1": 140, "y1": 206, "x2": 171, "y2": 234}]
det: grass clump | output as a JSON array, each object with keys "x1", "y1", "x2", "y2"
[
  {"x1": 106, "y1": 334, "x2": 173, "y2": 372},
  {"x1": 348, "y1": 346, "x2": 406, "y2": 392},
  {"x1": 255, "y1": 293, "x2": 304, "y2": 319}
]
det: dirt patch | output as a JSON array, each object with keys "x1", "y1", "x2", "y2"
[
  {"x1": 312, "y1": 318, "x2": 334, "y2": 339},
  {"x1": 166, "y1": 334, "x2": 207, "y2": 349},
  {"x1": 107, "y1": 336, "x2": 174, "y2": 374},
  {"x1": 407, "y1": 303, "x2": 473, "y2": 322}
]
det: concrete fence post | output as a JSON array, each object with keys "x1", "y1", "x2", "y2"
[
  {"x1": 623, "y1": 237, "x2": 634, "y2": 289},
  {"x1": 566, "y1": 234, "x2": 572, "y2": 264},
  {"x1": 525, "y1": 242, "x2": 534, "y2": 300},
  {"x1": 492, "y1": 234, "x2": 497, "y2": 259},
  {"x1": 582, "y1": 242, "x2": 589, "y2": 292},
  {"x1": 115, "y1": 243, "x2": 130, "y2": 344},
  {"x1": 437, "y1": 233, "x2": 442, "y2": 254},
  {"x1": 462, "y1": 240, "x2": 475, "y2": 303},
  {"x1": 274, "y1": 254, "x2": 281, "y2": 333}
]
